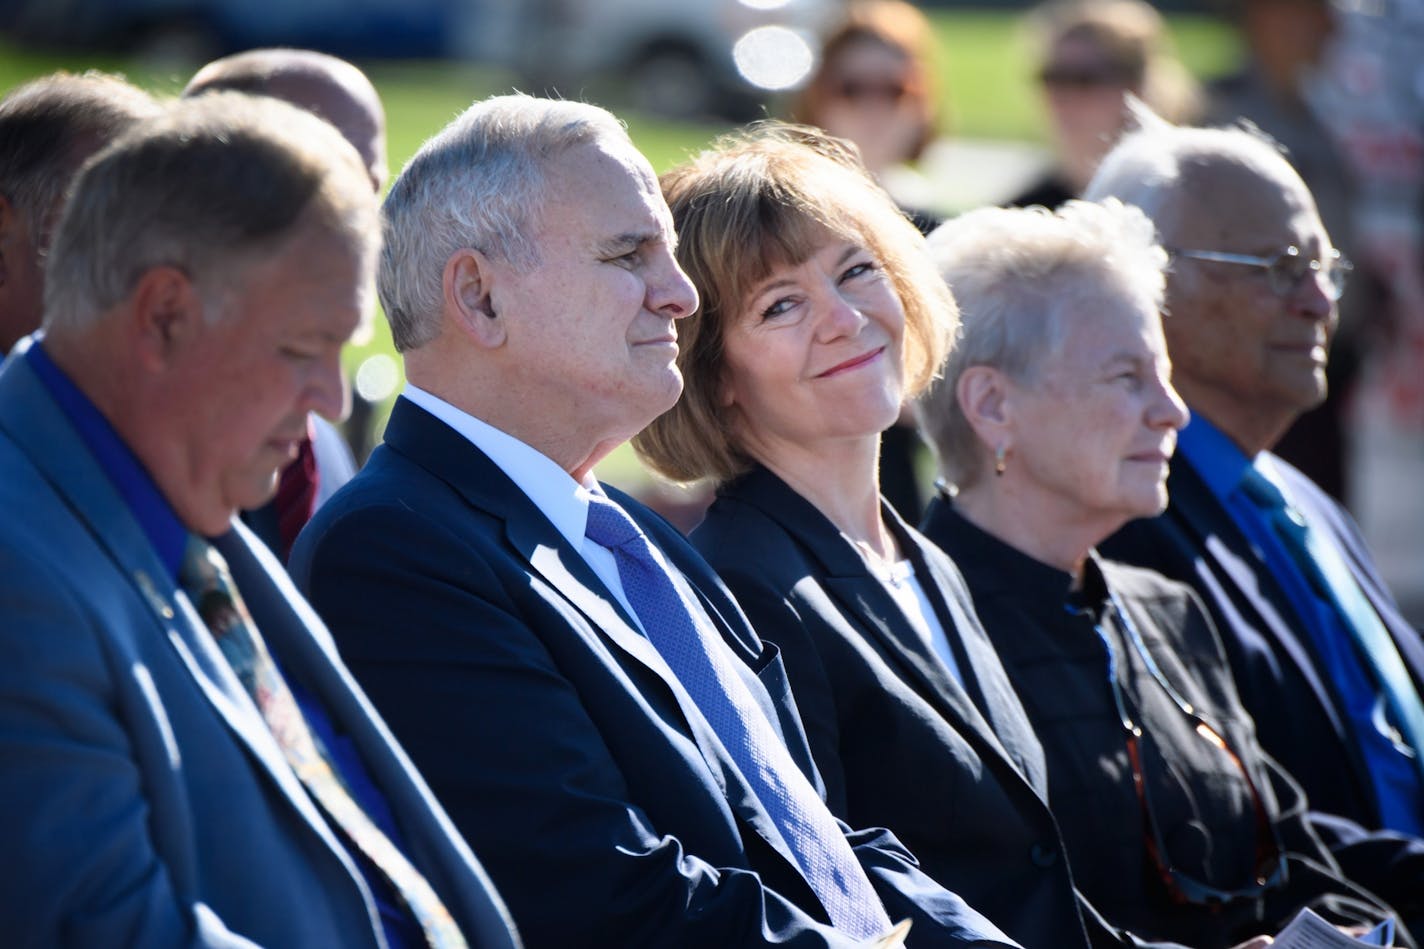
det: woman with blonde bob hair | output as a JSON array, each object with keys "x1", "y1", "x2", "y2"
[
  {"x1": 635, "y1": 123, "x2": 1152, "y2": 949},
  {"x1": 916, "y1": 200, "x2": 1399, "y2": 946}
]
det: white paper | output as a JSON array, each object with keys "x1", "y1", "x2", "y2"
[{"x1": 1272, "y1": 908, "x2": 1395, "y2": 949}]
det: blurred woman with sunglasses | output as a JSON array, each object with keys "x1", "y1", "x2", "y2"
[
  {"x1": 792, "y1": 0, "x2": 939, "y2": 226},
  {"x1": 916, "y1": 199, "x2": 1406, "y2": 947},
  {"x1": 1012, "y1": 0, "x2": 1200, "y2": 209}
]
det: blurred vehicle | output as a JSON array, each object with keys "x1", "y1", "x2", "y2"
[
  {"x1": 0, "y1": 0, "x2": 842, "y2": 120},
  {"x1": 477, "y1": 0, "x2": 842, "y2": 120}
]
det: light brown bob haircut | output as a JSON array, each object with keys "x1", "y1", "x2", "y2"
[{"x1": 633, "y1": 121, "x2": 958, "y2": 486}]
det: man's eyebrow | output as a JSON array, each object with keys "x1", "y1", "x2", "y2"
[{"x1": 597, "y1": 231, "x2": 661, "y2": 255}]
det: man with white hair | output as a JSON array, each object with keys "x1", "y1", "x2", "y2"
[
  {"x1": 1092, "y1": 107, "x2": 1424, "y2": 852},
  {"x1": 0, "y1": 92, "x2": 518, "y2": 948},
  {"x1": 292, "y1": 93, "x2": 1017, "y2": 948}
]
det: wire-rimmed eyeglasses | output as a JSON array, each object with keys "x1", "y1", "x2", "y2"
[
  {"x1": 1170, "y1": 245, "x2": 1353, "y2": 301},
  {"x1": 1096, "y1": 590, "x2": 1288, "y2": 906}
]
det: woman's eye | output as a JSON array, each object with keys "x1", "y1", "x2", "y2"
[
  {"x1": 761, "y1": 297, "x2": 797, "y2": 320},
  {"x1": 841, "y1": 261, "x2": 876, "y2": 282}
]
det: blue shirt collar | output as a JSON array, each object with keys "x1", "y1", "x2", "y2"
[
  {"x1": 26, "y1": 341, "x2": 188, "y2": 579},
  {"x1": 1176, "y1": 413, "x2": 1257, "y2": 504}
]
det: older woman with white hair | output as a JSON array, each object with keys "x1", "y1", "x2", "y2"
[{"x1": 915, "y1": 199, "x2": 1404, "y2": 947}]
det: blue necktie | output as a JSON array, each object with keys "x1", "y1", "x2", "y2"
[
  {"x1": 1239, "y1": 467, "x2": 1424, "y2": 780},
  {"x1": 584, "y1": 494, "x2": 893, "y2": 940}
]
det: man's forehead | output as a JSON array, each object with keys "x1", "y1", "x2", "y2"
[
  {"x1": 1171, "y1": 154, "x2": 1321, "y2": 247},
  {"x1": 539, "y1": 137, "x2": 673, "y2": 232}
]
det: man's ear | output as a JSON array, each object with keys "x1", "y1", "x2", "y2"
[
  {"x1": 444, "y1": 248, "x2": 505, "y2": 349},
  {"x1": 956, "y1": 364, "x2": 1014, "y2": 446},
  {"x1": 128, "y1": 266, "x2": 204, "y2": 371}
]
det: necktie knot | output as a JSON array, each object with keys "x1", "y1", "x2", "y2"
[
  {"x1": 1238, "y1": 466, "x2": 1288, "y2": 513},
  {"x1": 584, "y1": 494, "x2": 644, "y2": 551}
]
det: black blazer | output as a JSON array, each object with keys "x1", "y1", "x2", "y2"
[
  {"x1": 927, "y1": 495, "x2": 1412, "y2": 948},
  {"x1": 290, "y1": 398, "x2": 1015, "y2": 949},
  {"x1": 1102, "y1": 452, "x2": 1424, "y2": 833},
  {"x1": 693, "y1": 465, "x2": 1162, "y2": 949}
]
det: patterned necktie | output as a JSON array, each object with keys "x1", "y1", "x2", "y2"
[
  {"x1": 179, "y1": 536, "x2": 467, "y2": 949},
  {"x1": 1239, "y1": 467, "x2": 1424, "y2": 779},
  {"x1": 584, "y1": 494, "x2": 893, "y2": 940}
]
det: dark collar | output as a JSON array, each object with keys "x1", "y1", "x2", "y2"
[
  {"x1": 921, "y1": 491, "x2": 1110, "y2": 625},
  {"x1": 717, "y1": 463, "x2": 923, "y2": 579}
]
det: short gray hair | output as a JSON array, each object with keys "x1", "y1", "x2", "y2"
[
  {"x1": 1083, "y1": 97, "x2": 1289, "y2": 237},
  {"x1": 44, "y1": 91, "x2": 377, "y2": 332},
  {"x1": 915, "y1": 198, "x2": 1166, "y2": 487},
  {"x1": 378, "y1": 94, "x2": 631, "y2": 352},
  {"x1": 0, "y1": 71, "x2": 159, "y2": 239}
]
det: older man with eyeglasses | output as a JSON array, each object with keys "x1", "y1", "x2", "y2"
[{"x1": 1093, "y1": 105, "x2": 1424, "y2": 929}]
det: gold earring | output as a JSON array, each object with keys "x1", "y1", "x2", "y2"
[{"x1": 994, "y1": 445, "x2": 1007, "y2": 477}]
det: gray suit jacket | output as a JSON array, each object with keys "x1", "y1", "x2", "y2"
[{"x1": 0, "y1": 342, "x2": 519, "y2": 948}]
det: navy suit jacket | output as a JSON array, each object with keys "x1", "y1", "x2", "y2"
[
  {"x1": 1102, "y1": 450, "x2": 1424, "y2": 920},
  {"x1": 1103, "y1": 450, "x2": 1424, "y2": 828},
  {"x1": 290, "y1": 396, "x2": 1016, "y2": 949},
  {"x1": 694, "y1": 466, "x2": 1176, "y2": 949},
  {"x1": 0, "y1": 346, "x2": 519, "y2": 948}
]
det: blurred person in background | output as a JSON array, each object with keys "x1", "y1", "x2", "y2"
[
  {"x1": 917, "y1": 198, "x2": 1414, "y2": 947},
  {"x1": 1012, "y1": 0, "x2": 1201, "y2": 209},
  {"x1": 1207, "y1": 0, "x2": 1363, "y2": 503},
  {"x1": 792, "y1": 0, "x2": 941, "y2": 232},
  {"x1": 791, "y1": 0, "x2": 943, "y2": 520},
  {"x1": 0, "y1": 71, "x2": 159, "y2": 357},
  {"x1": 1092, "y1": 106, "x2": 1424, "y2": 885},
  {"x1": 638, "y1": 123, "x2": 1206, "y2": 949},
  {"x1": 184, "y1": 48, "x2": 388, "y2": 561}
]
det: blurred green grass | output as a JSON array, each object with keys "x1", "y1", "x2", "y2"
[{"x1": 0, "y1": 8, "x2": 1235, "y2": 484}]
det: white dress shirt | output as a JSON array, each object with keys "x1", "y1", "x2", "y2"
[{"x1": 402, "y1": 384, "x2": 647, "y2": 629}]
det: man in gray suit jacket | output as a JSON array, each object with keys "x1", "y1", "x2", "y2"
[{"x1": 0, "y1": 92, "x2": 518, "y2": 947}]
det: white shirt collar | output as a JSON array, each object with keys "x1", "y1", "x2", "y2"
[{"x1": 401, "y1": 383, "x2": 599, "y2": 549}]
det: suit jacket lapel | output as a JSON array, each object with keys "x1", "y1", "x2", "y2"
[
  {"x1": 892, "y1": 517, "x2": 1048, "y2": 790},
  {"x1": 1275, "y1": 459, "x2": 1424, "y2": 695},
  {"x1": 0, "y1": 356, "x2": 355, "y2": 867},
  {"x1": 725, "y1": 468, "x2": 1033, "y2": 783},
  {"x1": 215, "y1": 525, "x2": 519, "y2": 941},
  {"x1": 1168, "y1": 457, "x2": 1353, "y2": 737},
  {"x1": 381, "y1": 398, "x2": 806, "y2": 874}
]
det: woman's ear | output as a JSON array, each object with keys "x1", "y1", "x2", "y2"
[
  {"x1": 956, "y1": 364, "x2": 1013, "y2": 445},
  {"x1": 444, "y1": 248, "x2": 505, "y2": 348}
]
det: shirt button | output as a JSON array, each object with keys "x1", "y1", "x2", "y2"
[{"x1": 1030, "y1": 843, "x2": 1058, "y2": 868}]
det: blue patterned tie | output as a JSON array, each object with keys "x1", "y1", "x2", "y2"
[
  {"x1": 1239, "y1": 467, "x2": 1424, "y2": 780},
  {"x1": 584, "y1": 494, "x2": 893, "y2": 940}
]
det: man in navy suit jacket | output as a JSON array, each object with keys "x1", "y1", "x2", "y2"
[
  {"x1": 0, "y1": 93, "x2": 518, "y2": 947},
  {"x1": 1090, "y1": 104, "x2": 1424, "y2": 895},
  {"x1": 292, "y1": 93, "x2": 1016, "y2": 948}
]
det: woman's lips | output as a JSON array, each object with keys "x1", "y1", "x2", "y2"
[{"x1": 816, "y1": 346, "x2": 885, "y2": 378}]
